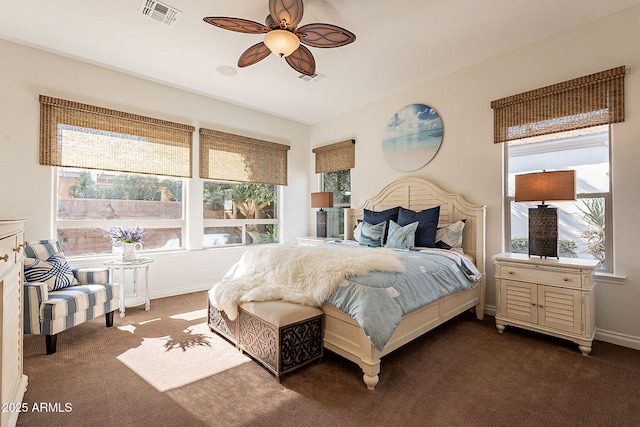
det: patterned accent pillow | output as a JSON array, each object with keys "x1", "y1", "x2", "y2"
[
  {"x1": 435, "y1": 220, "x2": 466, "y2": 252},
  {"x1": 364, "y1": 207, "x2": 400, "y2": 244},
  {"x1": 385, "y1": 220, "x2": 419, "y2": 250},
  {"x1": 358, "y1": 221, "x2": 386, "y2": 247},
  {"x1": 24, "y1": 253, "x2": 78, "y2": 291},
  {"x1": 353, "y1": 220, "x2": 363, "y2": 242}
]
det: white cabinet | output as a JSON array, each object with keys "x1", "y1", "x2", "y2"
[
  {"x1": 493, "y1": 252, "x2": 598, "y2": 355},
  {"x1": 0, "y1": 220, "x2": 28, "y2": 427}
]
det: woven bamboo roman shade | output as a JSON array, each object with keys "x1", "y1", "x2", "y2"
[
  {"x1": 312, "y1": 139, "x2": 355, "y2": 173},
  {"x1": 491, "y1": 66, "x2": 626, "y2": 143},
  {"x1": 39, "y1": 96, "x2": 194, "y2": 177},
  {"x1": 199, "y1": 128, "x2": 290, "y2": 185}
]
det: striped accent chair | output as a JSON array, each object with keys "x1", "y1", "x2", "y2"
[{"x1": 23, "y1": 240, "x2": 120, "y2": 354}]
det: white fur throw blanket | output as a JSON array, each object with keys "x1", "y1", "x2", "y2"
[{"x1": 209, "y1": 245, "x2": 405, "y2": 320}]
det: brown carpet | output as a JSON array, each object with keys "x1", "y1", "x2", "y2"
[{"x1": 18, "y1": 291, "x2": 640, "y2": 427}]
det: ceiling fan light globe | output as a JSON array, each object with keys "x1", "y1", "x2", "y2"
[{"x1": 264, "y1": 29, "x2": 300, "y2": 57}]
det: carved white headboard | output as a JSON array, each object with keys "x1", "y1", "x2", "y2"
[{"x1": 344, "y1": 177, "x2": 487, "y2": 276}]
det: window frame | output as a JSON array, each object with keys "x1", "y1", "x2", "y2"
[
  {"x1": 503, "y1": 127, "x2": 613, "y2": 272},
  {"x1": 202, "y1": 179, "x2": 281, "y2": 248},
  {"x1": 320, "y1": 169, "x2": 351, "y2": 239},
  {"x1": 53, "y1": 167, "x2": 187, "y2": 257}
]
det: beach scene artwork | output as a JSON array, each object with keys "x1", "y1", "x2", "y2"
[{"x1": 382, "y1": 103, "x2": 443, "y2": 171}]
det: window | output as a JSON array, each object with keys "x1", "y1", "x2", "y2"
[
  {"x1": 40, "y1": 96, "x2": 194, "y2": 257},
  {"x1": 203, "y1": 181, "x2": 279, "y2": 246},
  {"x1": 198, "y1": 128, "x2": 289, "y2": 248},
  {"x1": 321, "y1": 170, "x2": 351, "y2": 238},
  {"x1": 492, "y1": 66, "x2": 626, "y2": 273},
  {"x1": 505, "y1": 126, "x2": 611, "y2": 270},
  {"x1": 56, "y1": 168, "x2": 184, "y2": 256},
  {"x1": 313, "y1": 139, "x2": 355, "y2": 238}
]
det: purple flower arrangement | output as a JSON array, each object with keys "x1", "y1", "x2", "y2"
[{"x1": 103, "y1": 225, "x2": 146, "y2": 244}]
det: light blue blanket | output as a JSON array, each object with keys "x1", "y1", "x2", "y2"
[{"x1": 325, "y1": 243, "x2": 481, "y2": 351}]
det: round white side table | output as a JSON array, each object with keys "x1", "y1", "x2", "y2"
[{"x1": 104, "y1": 257, "x2": 154, "y2": 317}]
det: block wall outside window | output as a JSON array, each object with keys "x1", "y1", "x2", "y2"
[{"x1": 55, "y1": 167, "x2": 184, "y2": 256}]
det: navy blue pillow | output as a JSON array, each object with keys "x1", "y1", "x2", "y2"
[
  {"x1": 397, "y1": 206, "x2": 440, "y2": 248},
  {"x1": 364, "y1": 207, "x2": 399, "y2": 243}
]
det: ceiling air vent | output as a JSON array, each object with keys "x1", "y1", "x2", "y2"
[
  {"x1": 298, "y1": 73, "x2": 325, "y2": 82},
  {"x1": 139, "y1": 0, "x2": 181, "y2": 26}
]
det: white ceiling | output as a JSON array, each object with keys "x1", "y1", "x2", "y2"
[{"x1": 1, "y1": 0, "x2": 638, "y2": 124}]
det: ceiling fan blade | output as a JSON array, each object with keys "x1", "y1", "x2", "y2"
[
  {"x1": 269, "y1": 0, "x2": 304, "y2": 29},
  {"x1": 203, "y1": 17, "x2": 269, "y2": 34},
  {"x1": 285, "y1": 45, "x2": 316, "y2": 76},
  {"x1": 238, "y1": 42, "x2": 272, "y2": 68},
  {"x1": 297, "y1": 23, "x2": 356, "y2": 48}
]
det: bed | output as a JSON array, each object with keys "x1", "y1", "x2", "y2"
[
  {"x1": 321, "y1": 177, "x2": 486, "y2": 390},
  {"x1": 208, "y1": 177, "x2": 486, "y2": 390}
]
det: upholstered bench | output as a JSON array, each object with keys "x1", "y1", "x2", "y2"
[{"x1": 208, "y1": 300, "x2": 323, "y2": 381}]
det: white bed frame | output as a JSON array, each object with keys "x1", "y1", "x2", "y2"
[{"x1": 321, "y1": 177, "x2": 486, "y2": 390}]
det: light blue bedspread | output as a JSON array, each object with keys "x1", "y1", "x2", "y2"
[{"x1": 325, "y1": 243, "x2": 481, "y2": 351}]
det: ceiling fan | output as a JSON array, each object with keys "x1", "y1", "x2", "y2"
[{"x1": 203, "y1": 0, "x2": 356, "y2": 76}]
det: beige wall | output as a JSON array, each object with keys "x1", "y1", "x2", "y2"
[
  {"x1": 309, "y1": 5, "x2": 640, "y2": 349},
  {"x1": 1, "y1": 4, "x2": 639, "y2": 349},
  {"x1": 0, "y1": 38, "x2": 310, "y2": 296}
]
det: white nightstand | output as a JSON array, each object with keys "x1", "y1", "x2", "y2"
[
  {"x1": 296, "y1": 236, "x2": 339, "y2": 246},
  {"x1": 493, "y1": 252, "x2": 599, "y2": 355}
]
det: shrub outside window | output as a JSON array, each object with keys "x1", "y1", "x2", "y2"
[{"x1": 203, "y1": 181, "x2": 279, "y2": 246}]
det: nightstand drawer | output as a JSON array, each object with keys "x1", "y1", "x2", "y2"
[{"x1": 497, "y1": 264, "x2": 582, "y2": 288}]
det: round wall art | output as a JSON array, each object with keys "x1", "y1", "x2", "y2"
[{"x1": 382, "y1": 103, "x2": 443, "y2": 172}]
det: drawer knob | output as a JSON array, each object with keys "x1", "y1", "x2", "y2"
[
  {"x1": 508, "y1": 270, "x2": 514, "y2": 275},
  {"x1": 13, "y1": 243, "x2": 27, "y2": 253},
  {"x1": 563, "y1": 277, "x2": 570, "y2": 282},
  {"x1": 0, "y1": 254, "x2": 8, "y2": 263}
]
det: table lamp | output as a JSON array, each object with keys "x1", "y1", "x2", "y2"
[
  {"x1": 515, "y1": 170, "x2": 576, "y2": 258},
  {"x1": 311, "y1": 192, "x2": 333, "y2": 238}
]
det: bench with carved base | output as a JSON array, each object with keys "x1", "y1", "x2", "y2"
[{"x1": 208, "y1": 300, "x2": 323, "y2": 381}]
